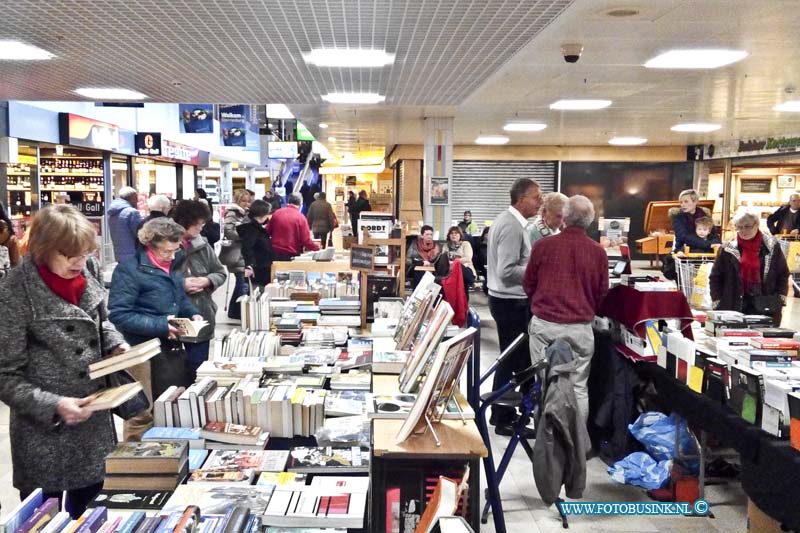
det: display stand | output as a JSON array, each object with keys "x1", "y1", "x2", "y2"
[
  {"x1": 358, "y1": 228, "x2": 406, "y2": 328},
  {"x1": 371, "y1": 418, "x2": 487, "y2": 532}
]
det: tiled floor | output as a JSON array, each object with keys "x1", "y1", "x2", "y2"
[{"x1": 4, "y1": 262, "x2": 795, "y2": 531}]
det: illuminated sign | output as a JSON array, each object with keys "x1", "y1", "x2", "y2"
[
  {"x1": 160, "y1": 139, "x2": 201, "y2": 165},
  {"x1": 59, "y1": 113, "x2": 120, "y2": 151},
  {"x1": 135, "y1": 132, "x2": 162, "y2": 156}
]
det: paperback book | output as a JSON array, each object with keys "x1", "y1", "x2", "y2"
[
  {"x1": 202, "y1": 450, "x2": 290, "y2": 472},
  {"x1": 287, "y1": 446, "x2": 370, "y2": 474}
]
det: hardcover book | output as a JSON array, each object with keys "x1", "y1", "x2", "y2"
[
  {"x1": 87, "y1": 339, "x2": 161, "y2": 380},
  {"x1": 87, "y1": 490, "x2": 173, "y2": 511},
  {"x1": 105, "y1": 442, "x2": 188, "y2": 474},
  {"x1": 188, "y1": 469, "x2": 256, "y2": 484},
  {"x1": 200, "y1": 422, "x2": 264, "y2": 445}
]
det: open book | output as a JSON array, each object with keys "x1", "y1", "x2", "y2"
[
  {"x1": 169, "y1": 317, "x2": 209, "y2": 339},
  {"x1": 85, "y1": 382, "x2": 144, "y2": 412},
  {"x1": 87, "y1": 339, "x2": 161, "y2": 380}
]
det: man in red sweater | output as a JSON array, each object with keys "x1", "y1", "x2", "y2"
[
  {"x1": 523, "y1": 194, "x2": 608, "y2": 425},
  {"x1": 266, "y1": 192, "x2": 319, "y2": 261}
]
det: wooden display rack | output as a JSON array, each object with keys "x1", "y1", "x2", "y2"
[{"x1": 356, "y1": 228, "x2": 406, "y2": 327}]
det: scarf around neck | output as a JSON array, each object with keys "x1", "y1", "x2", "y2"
[
  {"x1": 417, "y1": 238, "x2": 438, "y2": 262},
  {"x1": 738, "y1": 230, "x2": 762, "y2": 295}
]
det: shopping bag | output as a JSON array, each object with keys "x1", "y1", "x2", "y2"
[{"x1": 689, "y1": 262, "x2": 713, "y2": 310}]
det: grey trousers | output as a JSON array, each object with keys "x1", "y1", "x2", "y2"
[{"x1": 528, "y1": 315, "x2": 594, "y2": 425}]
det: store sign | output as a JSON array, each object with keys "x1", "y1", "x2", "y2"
[
  {"x1": 689, "y1": 133, "x2": 800, "y2": 160},
  {"x1": 160, "y1": 139, "x2": 201, "y2": 165},
  {"x1": 350, "y1": 245, "x2": 375, "y2": 271},
  {"x1": 59, "y1": 113, "x2": 120, "y2": 151},
  {"x1": 135, "y1": 132, "x2": 162, "y2": 156}
]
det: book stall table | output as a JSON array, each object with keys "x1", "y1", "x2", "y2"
[
  {"x1": 600, "y1": 285, "x2": 695, "y2": 340},
  {"x1": 371, "y1": 418, "x2": 488, "y2": 532},
  {"x1": 270, "y1": 257, "x2": 354, "y2": 280}
]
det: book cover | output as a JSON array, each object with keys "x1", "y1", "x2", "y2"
[
  {"x1": 88, "y1": 490, "x2": 174, "y2": 511},
  {"x1": 256, "y1": 472, "x2": 307, "y2": 487},
  {"x1": 87, "y1": 339, "x2": 161, "y2": 380},
  {"x1": 200, "y1": 422, "x2": 263, "y2": 445},
  {"x1": 188, "y1": 469, "x2": 255, "y2": 484},
  {"x1": 84, "y1": 382, "x2": 144, "y2": 413},
  {"x1": 161, "y1": 485, "x2": 275, "y2": 516},
  {"x1": 74, "y1": 506, "x2": 107, "y2": 533},
  {"x1": 188, "y1": 449, "x2": 209, "y2": 471},
  {"x1": 168, "y1": 317, "x2": 208, "y2": 339},
  {"x1": 142, "y1": 427, "x2": 202, "y2": 441},
  {"x1": 287, "y1": 446, "x2": 370, "y2": 473},
  {"x1": 324, "y1": 390, "x2": 369, "y2": 417},
  {"x1": 106, "y1": 441, "x2": 186, "y2": 461},
  {"x1": 115, "y1": 512, "x2": 146, "y2": 533},
  {"x1": 201, "y1": 450, "x2": 289, "y2": 472},
  {"x1": 16, "y1": 498, "x2": 59, "y2": 533}
]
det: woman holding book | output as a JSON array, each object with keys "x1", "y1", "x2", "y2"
[
  {"x1": 171, "y1": 200, "x2": 228, "y2": 383},
  {"x1": 108, "y1": 217, "x2": 202, "y2": 441},
  {"x1": 0, "y1": 205, "x2": 129, "y2": 517}
]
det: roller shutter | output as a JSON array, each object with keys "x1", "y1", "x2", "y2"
[{"x1": 451, "y1": 160, "x2": 557, "y2": 229}]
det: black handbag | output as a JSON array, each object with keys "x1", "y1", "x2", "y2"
[
  {"x1": 96, "y1": 306, "x2": 150, "y2": 420},
  {"x1": 750, "y1": 293, "x2": 783, "y2": 316},
  {"x1": 150, "y1": 338, "x2": 189, "y2": 400}
]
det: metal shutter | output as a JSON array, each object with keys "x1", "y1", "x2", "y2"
[{"x1": 451, "y1": 160, "x2": 557, "y2": 229}]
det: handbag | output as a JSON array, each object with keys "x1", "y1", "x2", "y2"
[
  {"x1": 750, "y1": 293, "x2": 783, "y2": 316},
  {"x1": 218, "y1": 241, "x2": 242, "y2": 269},
  {"x1": 96, "y1": 306, "x2": 150, "y2": 420},
  {"x1": 150, "y1": 338, "x2": 190, "y2": 399}
]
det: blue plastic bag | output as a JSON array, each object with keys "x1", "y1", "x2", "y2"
[
  {"x1": 628, "y1": 412, "x2": 699, "y2": 471},
  {"x1": 608, "y1": 452, "x2": 671, "y2": 489}
]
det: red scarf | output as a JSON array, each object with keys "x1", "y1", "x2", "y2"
[
  {"x1": 37, "y1": 263, "x2": 87, "y2": 306},
  {"x1": 738, "y1": 231, "x2": 762, "y2": 295},
  {"x1": 417, "y1": 238, "x2": 438, "y2": 262},
  {"x1": 146, "y1": 247, "x2": 172, "y2": 275}
]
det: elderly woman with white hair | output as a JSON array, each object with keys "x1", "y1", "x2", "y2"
[
  {"x1": 710, "y1": 211, "x2": 789, "y2": 325},
  {"x1": 528, "y1": 192, "x2": 568, "y2": 245}
]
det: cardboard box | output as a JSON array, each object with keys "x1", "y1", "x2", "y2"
[{"x1": 747, "y1": 499, "x2": 783, "y2": 532}]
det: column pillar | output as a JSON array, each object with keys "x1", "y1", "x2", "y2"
[
  {"x1": 423, "y1": 117, "x2": 454, "y2": 238},
  {"x1": 219, "y1": 161, "x2": 233, "y2": 204}
]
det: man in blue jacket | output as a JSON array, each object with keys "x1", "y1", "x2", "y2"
[{"x1": 108, "y1": 186, "x2": 142, "y2": 263}]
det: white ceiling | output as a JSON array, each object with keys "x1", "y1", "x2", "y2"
[{"x1": 2, "y1": 0, "x2": 800, "y2": 158}]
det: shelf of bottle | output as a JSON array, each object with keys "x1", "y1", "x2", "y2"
[
  {"x1": 7, "y1": 187, "x2": 28, "y2": 191},
  {"x1": 7, "y1": 172, "x2": 32, "y2": 176},
  {"x1": 40, "y1": 172, "x2": 103, "y2": 177},
  {"x1": 41, "y1": 187, "x2": 103, "y2": 192}
]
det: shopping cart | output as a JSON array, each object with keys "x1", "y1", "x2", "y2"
[
  {"x1": 674, "y1": 249, "x2": 717, "y2": 309},
  {"x1": 775, "y1": 233, "x2": 800, "y2": 294}
]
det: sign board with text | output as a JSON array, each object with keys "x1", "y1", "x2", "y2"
[
  {"x1": 350, "y1": 244, "x2": 375, "y2": 271},
  {"x1": 59, "y1": 113, "x2": 120, "y2": 151},
  {"x1": 135, "y1": 132, "x2": 162, "y2": 156}
]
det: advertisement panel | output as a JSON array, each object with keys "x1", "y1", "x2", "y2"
[
  {"x1": 219, "y1": 104, "x2": 249, "y2": 147},
  {"x1": 179, "y1": 104, "x2": 214, "y2": 133},
  {"x1": 59, "y1": 113, "x2": 120, "y2": 151}
]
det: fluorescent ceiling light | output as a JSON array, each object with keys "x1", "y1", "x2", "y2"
[
  {"x1": 303, "y1": 48, "x2": 395, "y2": 68},
  {"x1": 503, "y1": 122, "x2": 547, "y2": 132},
  {"x1": 774, "y1": 100, "x2": 800, "y2": 112},
  {"x1": 475, "y1": 135, "x2": 509, "y2": 145},
  {"x1": 0, "y1": 40, "x2": 54, "y2": 60},
  {"x1": 609, "y1": 136, "x2": 647, "y2": 145},
  {"x1": 74, "y1": 87, "x2": 147, "y2": 100},
  {"x1": 550, "y1": 99, "x2": 611, "y2": 110},
  {"x1": 318, "y1": 123, "x2": 329, "y2": 128},
  {"x1": 670, "y1": 122, "x2": 721, "y2": 133},
  {"x1": 321, "y1": 92, "x2": 385, "y2": 104},
  {"x1": 327, "y1": 136, "x2": 337, "y2": 142},
  {"x1": 266, "y1": 104, "x2": 294, "y2": 119},
  {"x1": 645, "y1": 49, "x2": 748, "y2": 69}
]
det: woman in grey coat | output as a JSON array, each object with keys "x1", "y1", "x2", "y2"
[
  {"x1": 220, "y1": 189, "x2": 251, "y2": 319},
  {"x1": 0, "y1": 205, "x2": 128, "y2": 517},
  {"x1": 171, "y1": 200, "x2": 228, "y2": 381}
]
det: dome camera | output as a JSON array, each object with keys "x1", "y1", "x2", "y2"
[{"x1": 561, "y1": 43, "x2": 584, "y2": 64}]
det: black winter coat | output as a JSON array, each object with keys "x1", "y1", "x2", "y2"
[
  {"x1": 709, "y1": 232, "x2": 789, "y2": 314},
  {"x1": 669, "y1": 207, "x2": 715, "y2": 252},
  {"x1": 766, "y1": 204, "x2": 800, "y2": 235},
  {"x1": 237, "y1": 217, "x2": 273, "y2": 286}
]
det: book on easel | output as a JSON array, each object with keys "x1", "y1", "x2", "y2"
[
  {"x1": 87, "y1": 339, "x2": 161, "y2": 379},
  {"x1": 415, "y1": 467, "x2": 470, "y2": 533}
]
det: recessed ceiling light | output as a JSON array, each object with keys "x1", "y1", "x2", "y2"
[
  {"x1": 318, "y1": 123, "x2": 329, "y2": 128},
  {"x1": 303, "y1": 48, "x2": 395, "y2": 68},
  {"x1": 606, "y1": 8, "x2": 640, "y2": 17},
  {"x1": 670, "y1": 122, "x2": 721, "y2": 133},
  {"x1": 550, "y1": 99, "x2": 612, "y2": 110},
  {"x1": 503, "y1": 122, "x2": 547, "y2": 132},
  {"x1": 475, "y1": 135, "x2": 509, "y2": 145},
  {"x1": 773, "y1": 100, "x2": 800, "y2": 112},
  {"x1": 609, "y1": 136, "x2": 647, "y2": 145},
  {"x1": 321, "y1": 92, "x2": 385, "y2": 104},
  {"x1": 327, "y1": 136, "x2": 337, "y2": 142},
  {"x1": 645, "y1": 49, "x2": 748, "y2": 69},
  {"x1": 74, "y1": 87, "x2": 147, "y2": 100},
  {"x1": 0, "y1": 40, "x2": 54, "y2": 60}
]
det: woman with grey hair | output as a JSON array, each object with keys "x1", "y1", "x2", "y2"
[
  {"x1": 528, "y1": 192, "x2": 568, "y2": 245},
  {"x1": 108, "y1": 217, "x2": 202, "y2": 440},
  {"x1": 709, "y1": 211, "x2": 789, "y2": 325}
]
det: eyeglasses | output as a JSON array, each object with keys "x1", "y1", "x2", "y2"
[
  {"x1": 735, "y1": 224, "x2": 756, "y2": 231},
  {"x1": 61, "y1": 251, "x2": 93, "y2": 264}
]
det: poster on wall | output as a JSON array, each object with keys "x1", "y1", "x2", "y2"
[
  {"x1": 219, "y1": 104, "x2": 249, "y2": 147},
  {"x1": 430, "y1": 176, "x2": 449, "y2": 205},
  {"x1": 179, "y1": 104, "x2": 214, "y2": 134},
  {"x1": 778, "y1": 175, "x2": 796, "y2": 189}
]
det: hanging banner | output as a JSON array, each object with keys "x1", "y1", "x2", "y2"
[
  {"x1": 689, "y1": 133, "x2": 800, "y2": 160},
  {"x1": 179, "y1": 104, "x2": 214, "y2": 134},
  {"x1": 219, "y1": 104, "x2": 249, "y2": 147}
]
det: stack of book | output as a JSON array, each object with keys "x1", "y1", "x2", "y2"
[
  {"x1": 319, "y1": 298, "x2": 361, "y2": 323},
  {"x1": 216, "y1": 330, "x2": 279, "y2": 360},
  {"x1": 302, "y1": 326, "x2": 349, "y2": 346},
  {"x1": 263, "y1": 475, "x2": 368, "y2": 529},
  {"x1": 330, "y1": 369, "x2": 372, "y2": 391},
  {"x1": 237, "y1": 287, "x2": 271, "y2": 331},
  {"x1": 275, "y1": 317, "x2": 303, "y2": 344},
  {"x1": 103, "y1": 441, "x2": 189, "y2": 490},
  {"x1": 199, "y1": 422, "x2": 268, "y2": 451}
]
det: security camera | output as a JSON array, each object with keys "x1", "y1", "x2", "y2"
[{"x1": 561, "y1": 43, "x2": 584, "y2": 64}]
